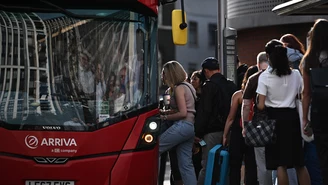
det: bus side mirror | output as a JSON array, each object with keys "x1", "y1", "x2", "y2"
[{"x1": 172, "y1": 10, "x2": 187, "y2": 45}]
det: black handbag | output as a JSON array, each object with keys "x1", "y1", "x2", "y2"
[{"x1": 244, "y1": 106, "x2": 276, "y2": 147}]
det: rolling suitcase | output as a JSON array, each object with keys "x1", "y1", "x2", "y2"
[{"x1": 204, "y1": 144, "x2": 229, "y2": 185}]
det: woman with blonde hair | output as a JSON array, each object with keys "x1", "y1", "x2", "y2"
[{"x1": 159, "y1": 61, "x2": 197, "y2": 185}]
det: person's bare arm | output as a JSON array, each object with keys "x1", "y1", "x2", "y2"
[
  {"x1": 160, "y1": 86, "x2": 187, "y2": 121},
  {"x1": 242, "y1": 99, "x2": 252, "y2": 125},
  {"x1": 257, "y1": 94, "x2": 266, "y2": 110},
  {"x1": 302, "y1": 71, "x2": 311, "y2": 134},
  {"x1": 223, "y1": 91, "x2": 242, "y2": 146},
  {"x1": 241, "y1": 76, "x2": 255, "y2": 136},
  {"x1": 256, "y1": 74, "x2": 266, "y2": 111},
  {"x1": 241, "y1": 99, "x2": 252, "y2": 137}
]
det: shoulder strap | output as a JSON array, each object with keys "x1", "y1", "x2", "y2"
[{"x1": 177, "y1": 82, "x2": 197, "y2": 103}]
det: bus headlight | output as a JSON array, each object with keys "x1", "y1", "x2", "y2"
[
  {"x1": 144, "y1": 134, "x2": 154, "y2": 143},
  {"x1": 136, "y1": 116, "x2": 161, "y2": 149},
  {"x1": 149, "y1": 122, "x2": 158, "y2": 130}
]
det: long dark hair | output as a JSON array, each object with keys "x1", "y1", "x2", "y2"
[
  {"x1": 280, "y1": 34, "x2": 305, "y2": 54},
  {"x1": 265, "y1": 39, "x2": 291, "y2": 77},
  {"x1": 302, "y1": 19, "x2": 328, "y2": 74},
  {"x1": 241, "y1": 65, "x2": 258, "y2": 91}
]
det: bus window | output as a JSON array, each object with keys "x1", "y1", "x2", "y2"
[{"x1": 0, "y1": 10, "x2": 154, "y2": 131}]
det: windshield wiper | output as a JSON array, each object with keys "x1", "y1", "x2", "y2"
[
  {"x1": 40, "y1": 0, "x2": 141, "y2": 22},
  {"x1": 0, "y1": 120, "x2": 9, "y2": 127}
]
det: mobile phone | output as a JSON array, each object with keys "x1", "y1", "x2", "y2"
[
  {"x1": 304, "y1": 121, "x2": 311, "y2": 131},
  {"x1": 199, "y1": 140, "x2": 207, "y2": 147},
  {"x1": 304, "y1": 121, "x2": 313, "y2": 135}
]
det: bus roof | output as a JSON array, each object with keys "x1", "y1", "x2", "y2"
[{"x1": 0, "y1": 0, "x2": 158, "y2": 16}]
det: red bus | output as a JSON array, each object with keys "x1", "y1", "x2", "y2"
[{"x1": 0, "y1": 1, "x2": 187, "y2": 185}]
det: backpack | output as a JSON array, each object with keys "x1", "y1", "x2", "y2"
[
  {"x1": 310, "y1": 52, "x2": 328, "y2": 106},
  {"x1": 210, "y1": 78, "x2": 238, "y2": 125},
  {"x1": 222, "y1": 79, "x2": 238, "y2": 119},
  {"x1": 309, "y1": 67, "x2": 328, "y2": 108},
  {"x1": 225, "y1": 79, "x2": 239, "y2": 102},
  {"x1": 291, "y1": 59, "x2": 301, "y2": 70},
  {"x1": 286, "y1": 47, "x2": 303, "y2": 70}
]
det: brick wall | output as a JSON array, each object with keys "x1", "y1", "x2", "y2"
[{"x1": 237, "y1": 23, "x2": 313, "y2": 66}]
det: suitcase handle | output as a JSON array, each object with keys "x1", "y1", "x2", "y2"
[{"x1": 211, "y1": 146, "x2": 228, "y2": 185}]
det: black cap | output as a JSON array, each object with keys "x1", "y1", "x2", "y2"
[{"x1": 201, "y1": 57, "x2": 220, "y2": 70}]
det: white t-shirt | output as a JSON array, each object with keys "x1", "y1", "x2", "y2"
[{"x1": 256, "y1": 67, "x2": 302, "y2": 108}]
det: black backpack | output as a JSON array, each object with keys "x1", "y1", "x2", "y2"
[
  {"x1": 310, "y1": 68, "x2": 328, "y2": 108},
  {"x1": 225, "y1": 79, "x2": 239, "y2": 102},
  {"x1": 210, "y1": 78, "x2": 238, "y2": 125},
  {"x1": 221, "y1": 79, "x2": 238, "y2": 119}
]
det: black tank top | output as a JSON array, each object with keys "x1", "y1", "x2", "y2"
[{"x1": 231, "y1": 103, "x2": 242, "y2": 129}]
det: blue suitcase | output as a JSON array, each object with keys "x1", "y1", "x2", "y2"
[{"x1": 204, "y1": 144, "x2": 229, "y2": 185}]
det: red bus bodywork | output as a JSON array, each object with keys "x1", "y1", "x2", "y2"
[
  {"x1": 0, "y1": 109, "x2": 159, "y2": 185},
  {"x1": 139, "y1": 0, "x2": 158, "y2": 14}
]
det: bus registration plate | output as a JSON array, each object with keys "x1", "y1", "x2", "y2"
[{"x1": 25, "y1": 181, "x2": 74, "y2": 185}]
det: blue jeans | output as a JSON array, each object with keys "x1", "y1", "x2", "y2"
[
  {"x1": 304, "y1": 141, "x2": 323, "y2": 185},
  {"x1": 159, "y1": 120, "x2": 197, "y2": 185}
]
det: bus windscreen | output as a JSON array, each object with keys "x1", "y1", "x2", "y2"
[{"x1": 0, "y1": 10, "x2": 149, "y2": 131}]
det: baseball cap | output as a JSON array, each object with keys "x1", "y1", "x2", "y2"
[{"x1": 201, "y1": 57, "x2": 220, "y2": 70}]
